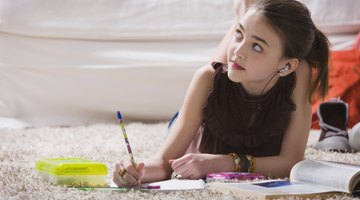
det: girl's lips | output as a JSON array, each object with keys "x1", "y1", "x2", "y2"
[{"x1": 230, "y1": 62, "x2": 245, "y2": 71}]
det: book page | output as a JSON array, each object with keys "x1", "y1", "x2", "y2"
[
  {"x1": 290, "y1": 160, "x2": 360, "y2": 193},
  {"x1": 208, "y1": 180, "x2": 343, "y2": 199},
  {"x1": 252, "y1": 180, "x2": 339, "y2": 194}
]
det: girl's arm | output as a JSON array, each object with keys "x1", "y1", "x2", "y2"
[
  {"x1": 210, "y1": 22, "x2": 236, "y2": 63},
  {"x1": 254, "y1": 61, "x2": 312, "y2": 177},
  {"x1": 139, "y1": 65, "x2": 217, "y2": 183},
  {"x1": 113, "y1": 65, "x2": 217, "y2": 186}
]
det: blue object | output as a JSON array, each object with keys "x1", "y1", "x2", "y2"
[
  {"x1": 168, "y1": 111, "x2": 179, "y2": 130},
  {"x1": 117, "y1": 111, "x2": 122, "y2": 120},
  {"x1": 254, "y1": 180, "x2": 292, "y2": 188}
]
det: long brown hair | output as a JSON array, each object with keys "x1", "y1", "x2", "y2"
[{"x1": 251, "y1": 0, "x2": 329, "y2": 102}]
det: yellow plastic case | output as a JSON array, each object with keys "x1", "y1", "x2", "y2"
[{"x1": 35, "y1": 158, "x2": 108, "y2": 187}]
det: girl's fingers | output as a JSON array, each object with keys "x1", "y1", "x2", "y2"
[
  {"x1": 136, "y1": 162, "x2": 145, "y2": 177},
  {"x1": 126, "y1": 162, "x2": 145, "y2": 181},
  {"x1": 169, "y1": 159, "x2": 190, "y2": 177},
  {"x1": 122, "y1": 171, "x2": 139, "y2": 186},
  {"x1": 113, "y1": 157, "x2": 145, "y2": 187},
  {"x1": 169, "y1": 155, "x2": 189, "y2": 169},
  {"x1": 178, "y1": 168, "x2": 192, "y2": 178},
  {"x1": 115, "y1": 160, "x2": 123, "y2": 171},
  {"x1": 122, "y1": 158, "x2": 143, "y2": 179},
  {"x1": 123, "y1": 163, "x2": 145, "y2": 184},
  {"x1": 112, "y1": 170, "x2": 123, "y2": 186}
]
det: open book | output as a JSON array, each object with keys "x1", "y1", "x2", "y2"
[{"x1": 208, "y1": 160, "x2": 360, "y2": 199}]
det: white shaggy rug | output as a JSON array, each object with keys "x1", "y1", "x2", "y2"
[{"x1": 1, "y1": 122, "x2": 360, "y2": 200}]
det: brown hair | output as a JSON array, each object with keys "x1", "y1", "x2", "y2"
[{"x1": 251, "y1": 0, "x2": 329, "y2": 101}]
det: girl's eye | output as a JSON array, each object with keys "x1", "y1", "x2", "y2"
[
  {"x1": 235, "y1": 29, "x2": 243, "y2": 40},
  {"x1": 253, "y1": 44, "x2": 262, "y2": 52}
]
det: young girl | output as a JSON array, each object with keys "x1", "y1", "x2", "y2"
[{"x1": 113, "y1": 0, "x2": 329, "y2": 186}]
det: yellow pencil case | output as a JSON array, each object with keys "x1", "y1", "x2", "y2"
[{"x1": 35, "y1": 157, "x2": 108, "y2": 187}]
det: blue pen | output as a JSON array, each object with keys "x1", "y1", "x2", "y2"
[{"x1": 117, "y1": 111, "x2": 137, "y2": 167}]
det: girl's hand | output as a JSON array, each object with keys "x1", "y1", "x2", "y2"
[
  {"x1": 113, "y1": 156, "x2": 145, "y2": 187},
  {"x1": 235, "y1": 0, "x2": 255, "y2": 19},
  {"x1": 169, "y1": 153, "x2": 233, "y2": 179}
]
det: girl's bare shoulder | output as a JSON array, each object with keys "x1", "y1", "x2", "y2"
[{"x1": 194, "y1": 64, "x2": 217, "y2": 85}]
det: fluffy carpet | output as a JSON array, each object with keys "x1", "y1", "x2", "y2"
[{"x1": 1, "y1": 122, "x2": 360, "y2": 200}]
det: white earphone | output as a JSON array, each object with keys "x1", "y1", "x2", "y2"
[{"x1": 278, "y1": 64, "x2": 290, "y2": 73}]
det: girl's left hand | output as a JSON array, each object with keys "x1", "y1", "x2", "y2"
[{"x1": 169, "y1": 153, "x2": 231, "y2": 179}]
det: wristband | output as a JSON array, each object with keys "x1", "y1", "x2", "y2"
[
  {"x1": 228, "y1": 153, "x2": 241, "y2": 172},
  {"x1": 239, "y1": 154, "x2": 249, "y2": 172},
  {"x1": 246, "y1": 155, "x2": 256, "y2": 173}
]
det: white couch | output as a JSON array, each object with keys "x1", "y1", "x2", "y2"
[{"x1": 0, "y1": 0, "x2": 359, "y2": 128}]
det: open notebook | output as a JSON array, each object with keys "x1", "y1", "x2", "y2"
[{"x1": 109, "y1": 179, "x2": 206, "y2": 192}]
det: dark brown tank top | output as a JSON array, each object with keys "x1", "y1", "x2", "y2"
[{"x1": 199, "y1": 62, "x2": 296, "y2": 157}]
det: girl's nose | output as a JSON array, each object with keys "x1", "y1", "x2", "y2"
[{"x1": 233, "y1": 44, "x2": 245, "y2": 60}]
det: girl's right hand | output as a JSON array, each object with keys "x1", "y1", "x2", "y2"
[{"x1": 112, "y1": 156, "x2": 145, "y2": 187}]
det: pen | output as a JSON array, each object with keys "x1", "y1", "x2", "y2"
[
  {"x1": 117, "y1": 111, "x2": 137, "y2": 167},
  {"x1": 140, "y1": 185, "x2": 161, "y2": 190}
]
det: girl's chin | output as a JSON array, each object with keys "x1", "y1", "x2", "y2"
[{"x1": 227, "y1": 71, "x2": 243, "y2": 83}]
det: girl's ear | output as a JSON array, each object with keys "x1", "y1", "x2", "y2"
[{"x1": 278, "y1": 58, "x2": 299, "y2": 77}]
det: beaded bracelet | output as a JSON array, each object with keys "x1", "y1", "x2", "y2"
[
  {"x1": 246, "y1": 155, "x2": 256, "y2": 173},
  {"x1": 228, "y1": 153, "x2": 241, "y2": 172},
  {"x1": 239, "y1": 154, "x2": 249, "y2": 172}
]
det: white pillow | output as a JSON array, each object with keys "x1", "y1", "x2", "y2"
[{"x1": 299, "y1": 0, "x2": 360, "y2": 34}]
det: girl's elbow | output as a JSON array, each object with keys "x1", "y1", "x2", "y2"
[
  {"x1": 279, "y1": 155, "x2": 304, "y2": 177},
  {"x1": 287, "y1": 156, "x2": 304, "y2": 174}
]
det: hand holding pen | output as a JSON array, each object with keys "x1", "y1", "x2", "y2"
[{"x1": 114, "y1": 111, "x2": 145, "y2": 187}]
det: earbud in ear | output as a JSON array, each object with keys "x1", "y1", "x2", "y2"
[{"x1": 278, "y1": 64, "x2": 290, "y2": 73}]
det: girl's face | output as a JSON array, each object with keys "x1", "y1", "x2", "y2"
[{"x1": 227, "y1": 9, "x2": 288, "y2": 95}]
